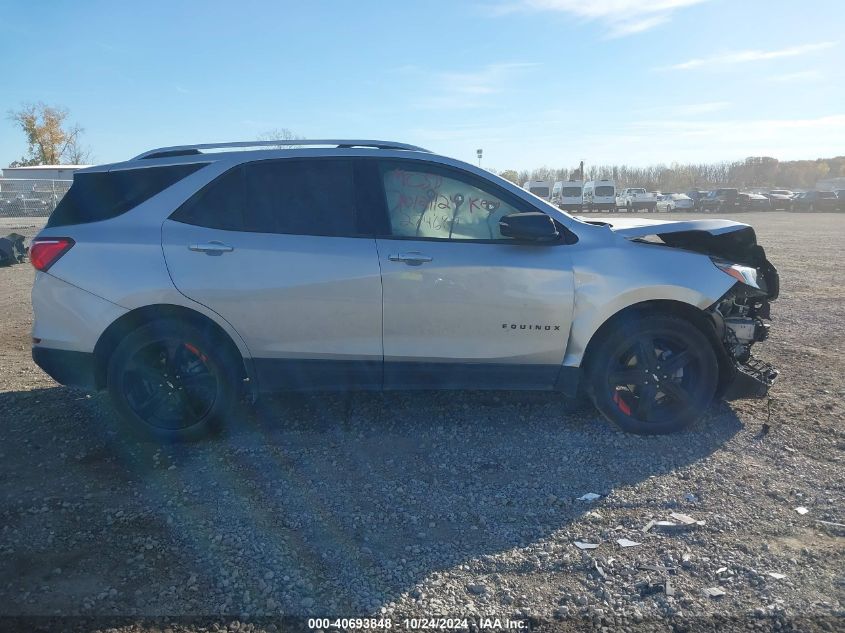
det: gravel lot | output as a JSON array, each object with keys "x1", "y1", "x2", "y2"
[{"x1": 0, "y1": 212, "x2": 843, "y2": 632}]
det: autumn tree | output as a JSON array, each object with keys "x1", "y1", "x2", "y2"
[
  {"x1": 8, "y1": 102, "x2": 91, "y2": 166},
  {"x1": 496, "y1": 169, "x2": 520, "y2": 184}
]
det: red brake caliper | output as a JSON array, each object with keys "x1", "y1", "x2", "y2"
[
  {"x1": 183, "y1": 343, "x2": 208, "y2": 363},
  {"x1": 613, "y1": 391, "x2": 632, "y2": 416}
]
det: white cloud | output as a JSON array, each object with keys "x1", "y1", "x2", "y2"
[
  {"x1": 491, "y1": 0, "x2": 708, "y2": 37},
  {"x1": 403, "y1": 62, "x2": 539, "y2": 110},
  {"x1": 659, "y1": 42, "x2": 837, "y2": 71},
  {"x1": 766, "y1": 70, "x2": 825, "y2": 83}
]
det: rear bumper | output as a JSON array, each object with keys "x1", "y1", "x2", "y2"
[{"x1": 32, "y1": 347, "x2": 97, "y2": 390}]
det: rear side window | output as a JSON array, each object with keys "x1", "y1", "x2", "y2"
[
  {"x1": 172, "y1": 159, "x2": 358, "y2": 237},
  {"x1": 46, "y1": 163, "x2": 206, "y2": 228},
  {"x1": 244, "y1": 160, "x2": 355, "y2": 236},
  {"x1": 171, "y1": 166, "x2": 245, "y2": 231}
]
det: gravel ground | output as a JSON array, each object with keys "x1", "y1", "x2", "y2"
[{"x1": 0, "y1": 212, "x2": 843, "y2": 632}]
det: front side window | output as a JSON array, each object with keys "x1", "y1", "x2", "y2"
[{"x1": 381, "y1": 164, "x2": 525, "y2": 241}]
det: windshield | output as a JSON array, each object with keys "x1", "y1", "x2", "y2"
[
  {"x1": 562, "y1": 187, "x2": 582, "y2": 197},
  {"x1": 529, "y1": 187, "x2": 550, "y2": 197},
  {"x1": 595, "y1": 186, "x2": 614, "y2": 197}
]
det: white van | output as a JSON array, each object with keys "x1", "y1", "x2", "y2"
[
  {"x1": 551, "y1": 180, "x2": 583, "y2": 211},
  {"x1": 522, "y1": 180, "x2": 552, "y2": 201},
  {"x1": 583, "y1": 179, "x2": 616, "y2": 211}
]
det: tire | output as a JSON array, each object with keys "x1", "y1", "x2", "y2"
[
  {"x1": 106, "y1": 319, "x2": 241, "y2": 441},
  {"x1": 586, "y1": 314, "x2": 719, "y2": 435}
]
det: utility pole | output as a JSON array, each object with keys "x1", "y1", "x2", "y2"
[{"x1": 477, "y1": 148, "x2": 483, "y2": 168}]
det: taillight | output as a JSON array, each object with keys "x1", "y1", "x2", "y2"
[{"x1": 30, "y1": 238, "x2": 74, "y2": 272}]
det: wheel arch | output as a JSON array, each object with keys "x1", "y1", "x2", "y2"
[
  {"x1": 92, "y1": 304, "x2": 253, "y2": 392},
  {"x1": 579, "y1": 299, "x2": 733, "y2": 393}
]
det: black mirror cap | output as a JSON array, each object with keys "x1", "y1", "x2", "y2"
[{"x1": 499, "y1": 212, "x2": 560, "y2": 242}]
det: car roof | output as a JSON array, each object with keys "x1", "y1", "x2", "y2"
[{"x1": 79, "y1": 139, "x2": 438, "y2": 174}]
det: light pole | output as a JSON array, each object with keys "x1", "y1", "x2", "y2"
[{"x1": 477, "y1": 148, "x2": 483, "y2": 168}]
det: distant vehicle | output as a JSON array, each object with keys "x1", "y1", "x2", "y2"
[
  {"x1": 700, "y1": 188, "x2": 739, "y2": 212},
  {"x1": 550, "y1": 180, "x2": 583, "y2": 211},
  {"x1": 791, "y1": 190, "x2": 839, "y2": 212},
  {"x1": 655, "y1": 193, "x2": 695, "y2": 212},
  {"x1": 0, "y1": 189, "x2": 49, "y2": 215},
  {"x1": 616, "y1": 187, "x2": 658, "y2": 212},
  {"x1": 685, "y1": 190, "x2": 709, "y2": 210},
  {"x1": 764, "y1": 190, "x2": 794, "y2": 211},
  {"x1": 583, "y1": 179, "x2": 616, "y2": 211},
  {"x1": 738, "y1": 193, "x2": 772, "y2": 211},
  {"x1": 523, "y1": 180, "x2": 552, "y2": 200}
]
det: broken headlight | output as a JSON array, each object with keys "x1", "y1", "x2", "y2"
[{"x1": 711, "y1": 258, "x2": 760, "y2": 290}]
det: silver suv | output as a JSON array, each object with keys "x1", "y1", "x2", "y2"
[{"x1": 30, "y1": 140, "x2": 779, "y2": 440}]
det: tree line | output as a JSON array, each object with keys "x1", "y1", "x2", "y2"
[
  {"x1": 7, "y1": 102, "x2": 844, "y2": 192},
  {"x1": 495, "y1": 155, "x2": 845, "y2": 192}
]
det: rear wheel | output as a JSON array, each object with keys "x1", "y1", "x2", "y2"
[
  {"x1": 106, "y1": 319, "x2": 240, "y2": 441},
  {"x1": 587, "y1": 314, "x2": 719, "y2": 434}
]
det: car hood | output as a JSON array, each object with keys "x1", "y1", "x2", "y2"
[
  {"x1": 578, "y1": 216, "x2": 750, "y2": 237},
  {"x1": 583, "y1": 216, "x2": 780, "y2": 299}
]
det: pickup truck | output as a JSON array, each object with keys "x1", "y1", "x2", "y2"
[{"x1": 616, "y1": 188, "x2": 658, "y2": 212}]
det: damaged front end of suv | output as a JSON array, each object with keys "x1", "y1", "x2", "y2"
[{"x1": 658, "y1": 226, "x2": 780, "y2": 399}]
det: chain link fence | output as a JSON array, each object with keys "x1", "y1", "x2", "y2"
[{"x1": 0, "y1": 179, "x2": 69, "y2": 238}]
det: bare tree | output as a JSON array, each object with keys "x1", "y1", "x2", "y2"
[
  {"x1": 8, "y1": 102, "x2": 91, "y2": 166},
  {"x1": 257, "y1": 128, "x2": 303, "y2": 149}
]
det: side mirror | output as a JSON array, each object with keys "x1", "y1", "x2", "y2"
[{"x1": 499, "y1": 212, "x2": 559, "y2": 242}]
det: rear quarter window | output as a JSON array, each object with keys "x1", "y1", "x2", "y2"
[{"x1": 47, "y1": 163, "x2": 207, "y2": 228}]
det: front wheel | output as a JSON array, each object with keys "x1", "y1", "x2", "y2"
[
  {"x1": 587, "y1": 314, "x2": 719, "y2": 434},
  {"x1": 106, "y1": 319, "x2": 241, "y2": 441}
]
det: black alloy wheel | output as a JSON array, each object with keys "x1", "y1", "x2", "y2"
[
  {"x1": 588, "y1": 315, "x2": 719, "y2": 434},
  {"x1": 107, "y1": 319, "x2": 239, "y2": 441}
]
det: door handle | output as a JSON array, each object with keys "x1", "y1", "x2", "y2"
[
  {"x1": 388, "y1": 251, "x2": 433, "y2": 266},
  {"x1": 188, "y1": 241, "x2": 234, "y2": 255}
]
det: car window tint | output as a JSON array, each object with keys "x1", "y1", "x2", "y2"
[
  {"x1": 50, "y1": 163, "x2": 207, "y2": 228},
  {"x1": 169, "y1": 166, "x2": 244, "y2": 231},
  {"x1": 380, "y1": 165, "x2": 522, "y2": 241},
  {"x1": 244, "y1": 160, "x2": 355, "y2": 236}
]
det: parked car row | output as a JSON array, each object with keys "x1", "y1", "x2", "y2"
[{"x1": 539, "y1": 180, "x2": 845, "y2": 213}]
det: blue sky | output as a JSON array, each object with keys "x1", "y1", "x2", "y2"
[{"x1": 1, "y1": 0, "x2": 843, "y2": 170}]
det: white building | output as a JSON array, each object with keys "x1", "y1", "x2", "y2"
[{"x1": 1, "y1": 165, "x2": 90, "y2": 181}]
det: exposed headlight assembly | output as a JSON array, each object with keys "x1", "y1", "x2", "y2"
[{"x1": 711, "y1": 258, "x2": 760, "y2": 289}]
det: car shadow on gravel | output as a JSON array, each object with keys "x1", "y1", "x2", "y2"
[{"x1": 0, "y1": 386, "x2": 743, "y2": 616}]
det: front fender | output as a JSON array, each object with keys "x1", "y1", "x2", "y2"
[{"x1": 562, "y1": 242, "x2": 734, "y2": 366}]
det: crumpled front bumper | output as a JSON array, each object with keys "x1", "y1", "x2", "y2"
[{"x1": 723, "y1": 356, "x2": 779, "y2": 400}]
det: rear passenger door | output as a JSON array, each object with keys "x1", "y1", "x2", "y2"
[{"x1": 162, "y1": 158, "x2": 384, "y2": 391}]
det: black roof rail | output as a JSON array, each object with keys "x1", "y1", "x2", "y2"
[{"x1": 134, "y1": 139, "x2": 431, "y2": 160}]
